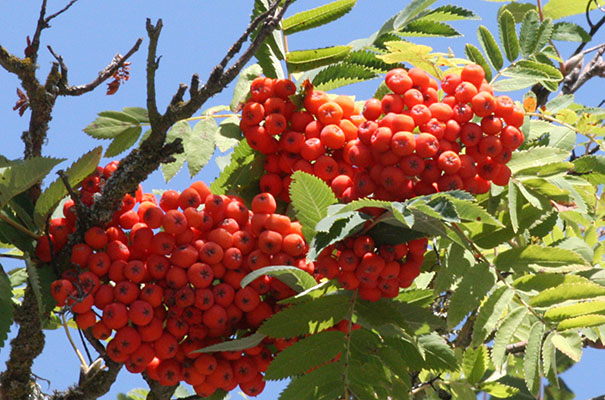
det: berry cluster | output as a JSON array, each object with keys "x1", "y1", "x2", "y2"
[
  {"x1": 242, "y1": 64, "x2": 524, "y2": 203},
  {"x1": 316, "y1": 235, "x2": 428, "y2": 302},
  {"x1": 44, "y1": 164, "x2": 314, "y2": 397}
]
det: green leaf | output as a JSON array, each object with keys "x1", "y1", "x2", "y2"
[
  {"x1": 480, "y1": 382, "x2": 520, "y2": 398},
  {"x1": 230, "y1": 64, "x2": 262, "y2": 112},
  {"x1": 289, "y1": 171, "x2": 337, "y2": 242},
  {"x1": 83, "y1": 111, "x2": 141, "y2": 139},
  {"x1": 193, "y1": 332, "x2": 265, "y2": 353},
  {"x1": 188, "y1": 118, "x2": 217, "y2": 177},
  {"x1": 519, "y1": 177, "x2": 571, "y2": 202},
  {"x1": 498, "y1": 2, "x2": 538, "y2": 23},
  {"x1": 519, "y1": 10, "x2": 540, "y2": 56},
  {"x1": 240, "y1": 265, "x2": 317, "y2": 293},
  {"x1": 312, "y1": 62, "x2": 378, "y2": 91},
  {"x1": 509, "y1": 147, "x2": 570, "y2": 175},
  {"x1": 542, "y1": 331, "x2": 557, "y2": 383},
  {"x1": 161, "y1": 121, "x2": 189, "y2": 182},
  {"x1": 0, "y1": 269, "x2": 13, "y2": 349},
  {"x1": 552, "y1": 22, "x2": 591, "y2": 42},
  {"x1": 545, "y1": 300, "x2": 605, "y2": 322},
  {"x1": 210, "y1": 139, "x2": 261, "y2": 197},
  {"x1": 530, "y1": 282, "x2": 605, "y2": 307},
  {"x1": 287, "y1": 46, "x2": 352, "y2": 73},
  {"x1": 492, "y1": 306, "x2": 529, "y2": 372},
  {"x1": 465, "y1": 44, "x2": 492, "y2": 82},
  {"x1": 216, "y1": 117, "x2": 243, "y2": 153},
  {"x1": 550, "y1": 331, "x2": 582, "y2": 362},
  {"x1": 531, "y1": 18, "x2": 554, "y2": 55},
  {"x1": 256, "y1": 39, "x2": 285, "y2": 79},
  {"x1": 348, "y1": 50, "x2": 399, "y2": 72},
  {"x1": 307, "y1": 212, "x2": 370, "y2": 261},
  {"x1": 572, "y1": 155, "x2": 605, "y2": 186},
  {"x1": 34, "y1": 147, "x2": 102, "y2": 227},
  {"x1": 495, "y1": 245, "x2": 589, "y2": 273},
  {"x1": 399, "y1": 20, "x2": 461, "y2": 37},
  {"x1": 447, "y1": 263, "x2": 495, "y2": 328},
  {"x1": 462, "y1": 345, "x2": 489, "y2": 384},
  {"x1": 282, "y1": 0, "x2": 357, "y2": 35},
  {"x1": 524, "y1": 321, "x2": 545, "y2": 397},
  {"x1": 278, "y1": 362, "x2": 344, "y2": 400},
  {"x1": 423, "y1": 5, "x2": 478, "y2": 21},
  {"x1": 374, "y1": 0, "x2": 438, "y2": 39},
  {"x1": 472, "y1": 286, "x2": 515, "y2": 347},
  {"x1": 543, "y1": 0, "x2": 598, "y2": 20},
  {"x1": 557, "y1": 314, "x2": 605, "y2": 330},
  {"x1": 498, "y1": 10, "x2": 520, "y2": 62},
  {"x1": 0, "y1": 157, "x2": 64, "y2": 211},
  {"x1": 449, "y1": 197, "x2": 502, "y2": 226},
  {"x1": 478, "y1": 25, "x2": 503, "y2": 70},
  {"x1": 266, "y1": 330, "x2": 345, "y2": 380},
  {"x1": 259, "y1": 293, "x2": 350, "y2": 338},
  {"x1": 105, "y1": 126, "x2": 141, "y2": 157},
  {"x1": 513, "y1": 273, "x2": 588, "y2": 292},
  {"x1": 418, "y1": 333, "x2": 458, "y2": 371},
  {"x1": 173, "y1": 385, "x2": 192, "y2": 398},
  {"x1": 491, "y1": 77, "x2": 538, "y2": 91},
  {"x1": 121, "y1": 107, "x2": 149, "y2": 123},
  {"x1": 502, "y1": 60, "x2": 563, "y2": 83}
]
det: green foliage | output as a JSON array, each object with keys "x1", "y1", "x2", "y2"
[
  {"x1": 282, "y1": 0, "x2": 357, "y2": 35},
  {"x1": 230, "y1": 64, "x2": 263, "y2": 112},
  {"x1": 477, "y1": 25, "x2": 503, "y2": 70},
  {"x1": 33, "y1": 147, "x2": 102, "y2": 227},
  {"x1": 193, "y1": 332, "x2": 265, "y2": 353},
  {"x1": 462, "y1": 345, "x2": 489, "y2": 384},
  {"x1": 0, "y1": 268, "x2": 13, "y2": 349},
  {"x1": 286, "y1": 46, "x2": 352, "y2": 73},
  {"x1": 498, "y1": 10, "x2": 519, "y2": 62},
  {"x1": 210, "y1": 139, "x2": 263, "y2": 202},
  {"x1": 524, "y1": 321, "x2": 545, "y2": 397},
  {"x1": 240, "y1": 265, "x2": 318, "y2": 293}
]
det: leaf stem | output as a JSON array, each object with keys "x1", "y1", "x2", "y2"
[
  {"x1": 0, "y1": 253, "x2": 25, "y2": 260},
  {"x1": 526, "y1": 111, "x2": 583, "y2": 134},
  {"x1": 61, "y1": 313, "x2": 88, "y2": 369},
  {"x1": 0, "y1": 213, "x2": 39, "y2": 239},
  {"x1": 342, "y1": 290, "x2": 358, "y2": 399}
]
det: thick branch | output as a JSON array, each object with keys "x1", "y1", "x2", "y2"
[
  {"x1": 142, "y1": 372, "x2": 177, "y2": 400},
  {"x1": 56, "y1": 38, "x2": 143, "y2": 96}
]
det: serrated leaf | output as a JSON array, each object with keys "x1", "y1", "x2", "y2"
[
  {"x1": 448, "y1": 263, "x2": 495, "y2": 328},
  {"x1": 312, "y1": 62, "x2": 378, "y2": 91},
  {"x1": 480, "y1": 382, "x2": 520, "y2": 398},
  {"x1": 557, "y1": 314, "x2": 605, "y2": 330},
  {"x1": 161, "y1": 120, "x2": 189, "y2": 182},
  {"x1": 545, "y1": 300, "x2": 605, "y2": 322},
  {"x1": 509, "y1": 147, "x2": 570, "y2": 175},
  {"x1": 278, "y1": 362, "x2": 344, "y2": 400},
  {"x1": 449, "y1": 197, "x2": 503, "y2": 226},
  {"x1": 465, "y1": 44, "x2": 492, "y2": 82},
  {"x1": 348, "y1": 50, "x2": 398, "y2": 72},
  {"x1": 463, "y1": 345, "x2": 489, "y2": 384},
  {"x1": 0, "y1": 269, "x2": 13, "y2": 349},
  {"x1": 478, "y1": 25, "x2": 503, "y2": 70},
  {"x1": 543, "y1": 0, "x2": 598, "y2": 20},
  {"x1": 282, "y1": 0, "x2": 356, "y2": 35},
  {"x1": 240, "y1": 265, "x2": 317, "y2": 293},
  {"x1": 399, "y1": 20, "x2": 460, "y2": 37},
  {"x1": 266, "y1": 330, "x2": 345, "y2": 380},
  {"x1": 259, "y1": 293, "x2": 350, "y2": 338},
  {"x1": 256, "y1": 39, "x2": 285, "y2": 79},
  {"x1": 121, "y1": 107, "x2": 149, "y2": 123},
  {"x1": 530, "y1": 282, "x2": 605, "y2": 307},
  {"x1": 287, "y1": 46, "x2": 352, "y2": 73},
  {"x1": 542, "y1": 331, "x2": 557, "y2": 383},
  {"x1": 83, "y1": 112, "x2": 141, "y2": 139},
  {"x1": 105, "y1": 126, "x2": 141, "y2": 157},
  {"x1": 378, "y1": 41, "x2": 440, "y2": 77},
  {"x1": 492, "y1": 306, "x2": 530, "y2": 372},
  {"x1": 230, "y1": 64, "x2": 262, "y2": 112},
  {"x1": 572, "y1": 155, "x2": 605, "y2": 186},
  {"x1": 187, "y1": 118, "x2": 217, "y2": 177},
  {"x1": 498, "y1": 2, "x2": 538, "y2": 23},
  {"x1": 519, "y1": 177, "x2": 571, "y2": 202},
  {"x1": 374, "y1": 0, "x2": 438, "y2": 39},
  {"x1": 290, "y1": 171, "x2": 337, "y2": 242},
  {"x1": 0, "y1": 157, "x2": 63, "y2": 211},
  {"x1": 472, "y1": 286, "x2": 515, "y2": 347},
  {"x1": 501, "y1": 60, "x2": 563, "y2": 82},
  {"x1": 215, "y1": 117, "x2": 242, "y2": 153},
  {"x1": 418, "y1": 333, "x2": 458, "y2": 371},
  {"x1": 34, "y1": 147, "x2": 102, "y2": 227},
  {"x1": 532, "y1": 18, "x2": 554, "y2": 55},
  {"x1": 550, "y1": 331, "x2": 582, "y2": 362},
  {"x1": 513, "y1": 273, "x2": 589, "y2": 292},
  {"x1": 524, "y1": 321, "x2": 545, "y2": 397},
  {"x1": 210, "y1": 139, "x2": 260, "y2": 196},
  {"x1": 552, "y1": 22, "x2": 591, "y2": 42},
  {"x1": 499, "y1": 10, "x2": 520, "y2": 62},
  {"x1": 423, "y1": 5, "x2": 478, "y2": 21},
  {"x1": 491, "y1": 77, "x2": 537, "y2": 91},
  {"x1": 307, "y1": 212, "x2": 370, "y2": 261},
  {"x1": 193, "y1": 332, "x2": 265, "y2": 353},
  {"x1": 519, "y1": 10, "x2": 540, "y2": 56},
  {"x1": 495, "y1": 245, "x2": 589, "y2": 273}
]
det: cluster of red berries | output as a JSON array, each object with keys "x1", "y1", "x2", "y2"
[
  {"x1": 241, "y1": 64, "x2": 523, "y2": 203},
  {"x1": 316, "y1": 235, "x2": 428, "y2": 302},
  {"x1": 42, "y1": 163, "x2": 320, "y2": 397}
]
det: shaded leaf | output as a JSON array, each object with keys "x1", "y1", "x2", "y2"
[
  {"x1": 266, "y1": 330, "x2": 345, "y2": 380},
  {"x1": 499, "y1": 10, "x2": 520, "y2": 62},
  {"x1": 524, "y1": 321, "x2": 545, "y2": 397},
  {"x1": 312, "y1": 62, "x2": 378, "y2": 91},
  {"x1": 0, "y1": 269, "x2": 12, "y2": 349},
  {"x1": 462, "y1": 345, "x2": 489, "y2": 384},
  {"x1": 105, "y1": 126, "x2": 141, "y2": 157},
  {"x1": 193, "y1": 332, "x2": 265, "y2": 353},
  {"x1": 508, "y1": 147, "x2": 570, "y2": 175},
  {"x1": 423, "y1": 5, "x2": 478, "y2": 21},
  {"x1": 210, "y1": 140, "x2": 262, "y2": 198},
  {"x1": 495, "y1": 245, "x2": 588, "y2": 273},
  {"x1": 188, "y1": 118, "x2": 217, "y2": 177},
  {"x1": 287, "y1": 46, "x2": 352, "y2": 73},
  {"x1": 519, "y1": 10, "x2": 540, "y2": 56},
  {"x1": 480, "y1": 382, "x2": 520, "y2": 398},
  {"x1": 83, "y1": 111, "x2": 140, "y2": 139},
  {"x1": 501, "y1": 60, "x2": 563, "y2": 82},
  {"x1": 472, "y1": 286, "x2": 515, "y2": 347},
  {"x1": 259, "y1": 293, "x2": 350, "y2": 338},
  {"x1": 447, "y1": 262, "x2": 495, "y2": 328},
  {"x1": 278, "y1": 362, "x2": 344, "y2": 400},
  {"x1": 552, "y1": 22, "x2": 591, "y2": 42},
  {"x1": 216, "y1": 117, "x2": 243, "y2": 153},
  {"x1": 34, "y1": 147, "x2": 102, "y2": 227},
  {"x1": 419, "y1": 333, "x2": 458, "y2": 371},
  {"x1": 498, "y1": 2, "x2": 538, "y2": 23},
  {"x1": 282, "y1": 0, "x2": 357, "y2": 35},
  {"x1": 230, "y1": 64, "x2": 262, "y2": 112},
  {"x1": 465, "y1": 44, "x2": 492, "y2": 82},
  {"x1": 478, "y1": 25, "x2": 503, "y2": 70},
  {"x1": 492, "y1": 306, "x2": 529, "y2": 371},
  {"x1": 530, "y1": 282, "x2": 605, "y2": 307},
  {"x1": 240, "y1": 265, "x2": 317, "y2": 293},
  {"x1": 399, "y1": 20, "x2": 461, "y2": 37}
]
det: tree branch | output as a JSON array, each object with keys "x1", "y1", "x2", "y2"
[{"x1": 142, "y1": 372, "x2": 177, "y2": 400}]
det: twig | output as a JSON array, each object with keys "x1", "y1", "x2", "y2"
[
  {"x1": 145, "y1": 19, "x2": 162, "y2": 124},
  {"x1": 0, "y1": 253, "x2": 25, "y2": 260},
  {"x1": 57, "y1": 38, "x2": 143, "y2": 96},
  {"x1": 342, "y1": 290, "x2": 358, "y2": 399},
  {"x1": 0, "y1": 213, "x2": 39, "y2": 239},
  {"x1": 57, "y1": 170, "x2": 90, "y2": 222},
  {"x1": 77, "y1": 327, "x2": 93, "y2": 365},
  {"x1": 61, "y1": 313, "x2": 88, "y2": 369}
]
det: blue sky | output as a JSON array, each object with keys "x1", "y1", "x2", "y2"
[{"x1": 0, "y1": 1, "x2": 603, "y2": 399}]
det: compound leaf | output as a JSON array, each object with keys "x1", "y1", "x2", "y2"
[{"x1": 282, "y1": 0, "x2": 357, "y2": 35}]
